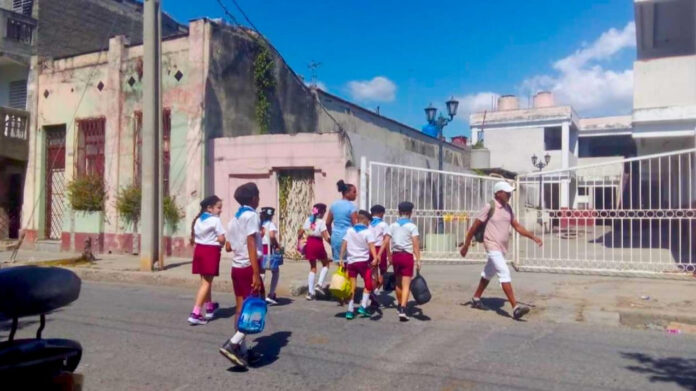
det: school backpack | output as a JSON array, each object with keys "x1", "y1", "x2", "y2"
[
  {"x1": 237, "y1": 295, "x2": 268, "y2": 334},
  {"x1": 473, "y1": 200, "x2": 496, "y2": 243},
  {"x1": 382, "y1": 272, "x2": 396, "y2": 292},
  {"x1": 409, "y1": 271, "x2": 431, "y2": 305}
]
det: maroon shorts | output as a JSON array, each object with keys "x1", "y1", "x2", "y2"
[
  {"x1": 392, "y1": 252, "x2": 414, "y2": 277},
  {"x1": 191, "y1": 244, "x2": 221, "y2": 276},
  {"x1": 370, "y1": 246, "x2": 389, "y2": 274},
  {"x1": 305, "y1": 236, "x2": 328, "y2": 267},
  {"x1": 346, "y1": 261, "x2": 373, "y2": 291},
  {"x1": 231, "y1": 265, "x2": 264, "y2": 299}
]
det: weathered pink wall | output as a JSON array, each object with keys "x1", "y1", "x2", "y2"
[{"x1": 211, "y1": 133, "x2": 356, "y2": 224}]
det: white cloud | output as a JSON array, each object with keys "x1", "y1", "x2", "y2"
[
  {"x1": 460, "y1": 21, "x2": 636, "y2": 118},
  {"x1": 347, "y1": 76, "x2": 396, "y2": 102},
  {"x1": 305, "y1": 80, "x2": 328, "y2": 92},
  {"x1": 455, "y1": 92, "x2": 499, "y2": 118},
  {"x1": 521, "y1": 21, "x2": 636, "y2": 115}
]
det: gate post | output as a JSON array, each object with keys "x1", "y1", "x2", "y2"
[{"x1": 359, "y1": 156, "x2": 367, "y2": 210}]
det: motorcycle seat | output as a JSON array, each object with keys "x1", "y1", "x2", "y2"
[{"x1": 0, "y1": 266, "x2": 81, "y2": 318}]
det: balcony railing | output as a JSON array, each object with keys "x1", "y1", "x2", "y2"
[
  {"x1": 0, "y1": 7, "x2": 36, "y2": 62},
  {"x1": 0, "y1": 106, "x2": 29, "y2": 161}
]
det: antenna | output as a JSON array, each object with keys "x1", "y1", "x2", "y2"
[{"x1": 307, "y1": 60, "x2": 322, "y2": 88}]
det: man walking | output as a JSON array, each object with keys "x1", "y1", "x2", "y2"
[{"x1": 460, "y1": 181, "x2": 542, "y2": 320}]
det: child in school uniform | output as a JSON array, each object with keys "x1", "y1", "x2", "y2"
[
  {"x1": 188, "y1": 195, "x2": 225, "y2": 325},
  {"x1": 220, "y1": 183, "x2": 263, "y2": 368},
  {"x1": 340, "y1": 210, "x2": 379, "y2": 319},
  {"x1": 260, "y1": 207, "x2": 281, "y2": 305},
  {"x1": 369, "y1": 204, "x2": 389, "y2": 295},
  {"x1": 298, "y1": 203, "x2": 332, "y2": 300},
  {"x1": 383, "y1": 201, "x2": 421, "y2": 322}
]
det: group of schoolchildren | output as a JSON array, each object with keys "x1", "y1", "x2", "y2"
[{"x1": 188, "y1": 178, "x2": 541, "y2": 368}]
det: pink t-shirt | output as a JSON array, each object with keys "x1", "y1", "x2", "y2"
[{"x1": 476, "y1": 200, "x2": 514, "y2": 254}]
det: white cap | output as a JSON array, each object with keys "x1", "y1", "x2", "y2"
[{"x1": 493, "y1": 181, "x2": 514, "y2": 194}]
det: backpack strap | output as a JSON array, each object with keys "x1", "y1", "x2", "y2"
[{"x1": 486, "y1": 200, "x2": 495, "y2": 221}]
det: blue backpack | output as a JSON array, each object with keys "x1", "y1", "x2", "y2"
[{"x1": 237, "y1": 295, "x2": 267, "y2": 334}]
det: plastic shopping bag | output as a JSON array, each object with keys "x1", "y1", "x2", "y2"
[{"x1": 329, "y1": 267, "x2": 351, "y2": 301}]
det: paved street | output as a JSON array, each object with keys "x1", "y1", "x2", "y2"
[{"x1": 2, "y1": 281, "x2": 695, "y2": 391}]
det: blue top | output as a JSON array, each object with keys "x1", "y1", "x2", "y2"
[{"x1": 330, "y1": 199, "x2": 356, "y2": 233}]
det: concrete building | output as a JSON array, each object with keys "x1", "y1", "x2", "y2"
[
  {"x1": 632, "y1": 0, "x2": 696, "y2": 155},
  {"x1": 0, "y1": 0, "x2": 184, "y2": 241},
  {"x1": 21, "y1": 19, "x2": 470, "y2": 256}
]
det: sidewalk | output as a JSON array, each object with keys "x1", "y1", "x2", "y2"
[{"x1": 3, "y1": 249, "x2": 696, "y2": 332}]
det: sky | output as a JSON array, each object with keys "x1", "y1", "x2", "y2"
[{"x1": 164, "y1": 0, "x2": 637, "y2": 138}]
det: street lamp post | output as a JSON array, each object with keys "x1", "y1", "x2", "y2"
[
  {"x1": 531, "y1": 153, "x2": 551, "y2": 225},
  {"x1": 425, "y1": 97, "x2": 459, "y2": 232}
]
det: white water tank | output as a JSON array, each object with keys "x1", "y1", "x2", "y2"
[
  {"x1": 533, "y1": 91, "x2": 554, "y2": 108},
  {"x1": 497, "y1": 95, "x2": 519, "y2": 110}
]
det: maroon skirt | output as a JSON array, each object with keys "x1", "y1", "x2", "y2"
[
  {"x1": 192, "y1": 243, "x2": 222, "y2": 276},
  {"x1": 304, "y1": 236, "x2": 328, "y2": 261}
]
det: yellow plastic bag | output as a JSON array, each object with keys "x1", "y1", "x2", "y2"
[{"x1": 329, "y1": 267, "x2": 351, "y2": 301}]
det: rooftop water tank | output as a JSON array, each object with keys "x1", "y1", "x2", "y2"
[
  {"x1": 533, "y1": 91, "x2": 555, "y2": 108},
  {"x1": 497, "y1": 95, "x2": 519, "y2": 111}
]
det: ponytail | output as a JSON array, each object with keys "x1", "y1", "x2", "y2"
[
  {"x1": 189, "y1": 208, "x2": 204, "y2": 245},
  {"x1": 336, "y1": 180, "x2": 354, "y2": 196},
  {"x1": 309, "y1": 203, "x2": 327, "y2": 230}
]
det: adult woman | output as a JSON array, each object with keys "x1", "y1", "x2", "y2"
[{"x1": 325, "y1": 180, "x2": 358, "y2": 264}]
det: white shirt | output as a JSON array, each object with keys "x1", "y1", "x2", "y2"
[
  {"x1": 343, "y1": 226, "x2": 375, "y2": 264},
  {"x1": 302, "y1": 217, "x2": 327, "y2": 237},
  {"x1": 226, "y1": 208, "x2": 261, "y2": 268},
  {"x1": 261, "y1": 221, "x2": 278, "y2": 245},
  {"x1": 193, "y1": 214, "x2": 225, "y2": 246},
  {"x1": 387, "y1": 220, "x2": 419, "y2": 254},
  {"x1": 369, "y1": 219, "x2": 389, "y2": 247}
]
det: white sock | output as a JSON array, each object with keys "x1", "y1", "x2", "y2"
[
  {"x1": 318, "y1": 266, "x2": 328, "y2": 286},
  {"x1": 308, "y1": 272, "x2": 316, "y2": 294},
  {"x1": 230, "y1": 331, "x2": 245, "y2": 345},
  {"x1": 360, "y1": 292, "x2": 370, "y2": 308},
  {"x1": 270, "y1": 269, "x2": 279, "y2": 296},
  {"x1": 348, "y1": 300, "x2": 355, "y2": 312}
]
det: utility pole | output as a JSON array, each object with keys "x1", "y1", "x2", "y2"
[{"x1": 141, "y1": 0, "x2": 162, "y2": 271}]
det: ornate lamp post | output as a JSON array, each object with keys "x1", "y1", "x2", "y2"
[{"x1": 531, "y1": 153, "x2": 551, "y2": 224}]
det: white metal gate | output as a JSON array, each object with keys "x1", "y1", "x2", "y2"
[
  {"x1": 363, "y1": 159, "x2": 503, "y2": 262},
  {"x1": 515, "y1": 148, "x2": 696, "y2": 277}
]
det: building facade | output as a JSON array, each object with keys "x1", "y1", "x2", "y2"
[{"x1": 21, "y1": 19, "x2": 470, "y2": 256}]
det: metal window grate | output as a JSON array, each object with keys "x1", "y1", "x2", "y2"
[
  {"x1": 76, "y1": 118, "x2": 106, "y2": 177},
  {"x1": 8, "y1": 80, "x2": 27, "y2": 110}
]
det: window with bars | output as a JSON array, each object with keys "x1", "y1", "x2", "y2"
[
  {"x1": 133, "y1": 109, "x2": 171, "y2": 196},
  {"x1": 12, "y1": 0, "x2": 33, "y2": 16},
  {"x1": 76, "y1": 118, "x2": 106, "y2": 177}
]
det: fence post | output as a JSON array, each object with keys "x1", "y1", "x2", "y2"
[{"x1": 359, "y1": 156, "x2": 367, "y2": 210}]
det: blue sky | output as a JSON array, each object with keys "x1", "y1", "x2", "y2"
[{"x1": 165, "y1": 1, "x2": 636, "y2": 138}]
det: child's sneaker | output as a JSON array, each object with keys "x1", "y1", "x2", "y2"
[
  {"x1": 265, "y1": 294, "x2": 278, "y2": 305},
  {"x1": 345, "y1": 311, "x2": 355, "y2": 320},
  {"x1": 204, "y1": 302, "x2": 220, "y2": 320},
  {"x1": 305, "y1": 293, "x2": 315, "y2": 301},
  {"x1": 187, "y1": 313, "x2": 208, "y2": 325},
  {"x1": 357, "y1": 306, "x2": 370, "y2": 318},
  {"x1": 315, "y1": 284, "x2": 326, "y2": 296},
  {"x1": 513, "y1": 304, "x2": 530, "y2": 320},
  {"x1": 471, "y1": 297, "x2": 487, "y2": 310},
  {"x1": 219, "y1": 340, "x2": 247, "y2": 367},
  {"x1": 397, "y1": 306, "x2": 409, "y2": 322}
]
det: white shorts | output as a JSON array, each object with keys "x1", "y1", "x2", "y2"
[{"x1": 481, "y1": 251, "x2": 511, "y2": 283}]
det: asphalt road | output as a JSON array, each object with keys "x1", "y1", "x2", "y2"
[{"x1": 2, "y1": 281, "x2": 695, "y2": 391}]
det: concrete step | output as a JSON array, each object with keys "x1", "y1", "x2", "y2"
[{"x1": 36, "y1": 240, "x2": 61, "y2": 253}]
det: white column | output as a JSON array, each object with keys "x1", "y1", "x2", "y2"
[{"x1": 561, "y1": 121, "x2": 570, "y2": 208}]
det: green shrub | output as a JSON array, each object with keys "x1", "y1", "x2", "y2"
[
  {"x1": 163, "y1": 195, "x2": 183, "y2": 232},
  {"x1": 116, "y1": 184, "x2": 141, "y2": 228},
  {"x1": 67, "y1": 175, "x2": 105, "y2": 212}
]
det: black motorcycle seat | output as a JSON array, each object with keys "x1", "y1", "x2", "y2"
[{"x1": 0, "y1": 266, "x2": 81, "y2": 318}]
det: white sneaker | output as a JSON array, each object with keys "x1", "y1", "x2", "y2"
[
  {"x1": 305, "y1": 293, "x2": 315, "y2": 301},
  {"x1": 265, "y1": 295, "x2": 278, "y2": 305}
]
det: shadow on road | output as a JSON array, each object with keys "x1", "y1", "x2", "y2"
[
  {"x1": 272, "y1": 297, "x2": 293, "y2": 307},
  {"x1": 214, "y1": 306, "x2": 237, "y2": 321},
  {"x1": 250, "y1": 331, "x2": 292, "y2": 368},
  {"x1": 621, "y1": 352, "x2": 696, "y2": 391},
  {"x1": 408, "y1": 304, "x2": 431, "y2": 321},
  {"x1": 162, "y1": 260, "x2": 192, "y2": 271},
  {"x1": 477, "y1": 297, "x2": 511, "y2": 319}
]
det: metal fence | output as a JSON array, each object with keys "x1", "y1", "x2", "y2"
[
  {"x1": 365, "y1": 160, "x2": 504, "y2": 262},
  {"x1": 515, "y1": 148, "x2": 696, "y2": 277}
]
